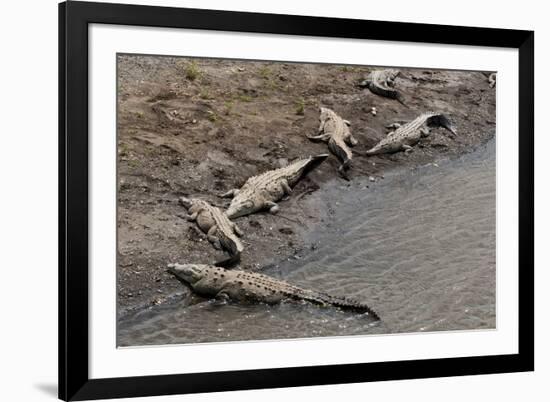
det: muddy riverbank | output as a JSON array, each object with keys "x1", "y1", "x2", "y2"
[
  {"x1": 118, "y1": 138, "x2": 496, "y2": 346},
  {"x1": 116, "y1": 54, "x2": 495, "y2": 317}
]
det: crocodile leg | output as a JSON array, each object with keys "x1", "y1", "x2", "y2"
[
  {"x1": 215, "y1": 290, "x2": 231, "y2": 301},
  {"x1": 420, "y1": 127, "x2": 430, "y2": 137},
  {"x1": 186, "y1": 211, "x2": 199, "y2": 221},
  {"x1": 344, "y1": 134, "x2": 358, "y2": 147},
  {"x1": 265, "y1": 201, "x2": 279, "y2": 214},
  {"x1": 281, "y1": 179, "x2": 292, "y2": 195},
  {"x1": 307, "y1": 133, "x2": 331, "y2": 142},
  {"x1": 232, "y1": 222, "x2": 244, "y2": 237},
  {"x1": 318, "y1": 118, "x2": 326, "y2": 134},
  {"x1": 221, "y1": 189, "x2": 239, "y2": 198},
  {"x1": 207, "y1": 225, "x2": 222, "y2": 249},
  {"x1": 403, "y1": 144, "x2": 413, "y2": 154},
  {"x1": 386, "y1": 122, "x2": 401, "y2": 130},
  {"x1": 186, "y1": 206, "x2": 205, "y2": 221}
]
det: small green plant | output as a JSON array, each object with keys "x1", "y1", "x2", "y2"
[
  {"x1": 259, "y1": 66, "x2": 272, "y2": 80},
  {"x1": 206, "y1": 110, "x2": 218, "y2": 122},
  {"x1": 295, "y1": 98, "x2": 305, "y2": 115},
  {"x1": 223, "y1": 101, "x2": 234, "y2": 116},
  {"x1": 184, "y1": 61, "x2": 201, "y2": 81},
  {"x1": 236, "y1": 94, "x2": 252, "y2": 102},
  {"x1": 340, "y1": 65, "x2": 356, "y2": 73},
  {"x1": 199, "y1": 89, "x2": 213, "y2": 100}
]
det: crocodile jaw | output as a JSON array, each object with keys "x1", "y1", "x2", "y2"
[
  {"x1": 179, "y1": 197, "x2": 193, "y2": 209},
  {"x1": 225, "y1": 199, "x2": 256, "y2": 219},
  {"x1": 167, "y1": 263, "x2": 203, "y2": 285}
]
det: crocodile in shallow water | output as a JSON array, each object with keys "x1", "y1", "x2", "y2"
[{"x1": 168, "y1": 263, "x2": 380, "y2": 319}]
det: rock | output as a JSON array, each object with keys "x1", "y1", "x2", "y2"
[{"x1": 279, "y1": 227, "x2": 294, "y2": 235}]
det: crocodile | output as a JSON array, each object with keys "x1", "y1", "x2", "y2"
[
  {"x1": 358, "y1": 69, "x2": 405, "y2": 104},
  {"x1": 179, "y1": 197, "x2": 244, "y2": 267},
  {"x1": 488, "y1": 73, "x2": 496, "y2": 88},
  {"x1": 365, "y1": 112, "x2": 457, "y2": 156},
  {"x1": 307, "y1": 107, "x2": 357, "y2": 179},
  {"x1": 168, "y1": 263, "x2": 380, "y2": 319},
  {"x1": 222, "y1": 154, "x2": 328, "y2": 219}
]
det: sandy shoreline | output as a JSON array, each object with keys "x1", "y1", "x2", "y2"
[{"x1": 116, "y1": 55, "x2": 495, "y2": 317}]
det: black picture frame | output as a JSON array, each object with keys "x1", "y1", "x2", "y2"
[{"x1": 59, "y1": 1, "x2": 534, "y2": 400}]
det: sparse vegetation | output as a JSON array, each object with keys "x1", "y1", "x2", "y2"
[
  {"x1": 340, "y1": 65, "x2": 356, "y2": 73},
  {"x1": 295, "y1": 98, "x2": 305, "y2": 115},
  {"x1": 259, "y1": 65, "x2": 272, "y2": 80},
  {"x1": 236, "y1": 94, "x2": 253, "y2": 102},
  {"x1": 184, "y1": 61, "x2": 201, "y2": 81},
  {"x1": 199, "y1": 89, "x2": 214, "y2": 100},
  {"x1": 206, "y1": 110, "x2": 218, "y2": 122},
  {"x1": 223, "y1": 101, "x2": 234, "y2": 116}
]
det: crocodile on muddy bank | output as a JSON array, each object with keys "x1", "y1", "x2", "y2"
[
  {"x1": 222, "y1": 154, "x2": 329, "y2": 219},
  {"x1": 358, "y1": 69, "x2": 406, "y2": 105},
  {"x1": 168, "y1": 263, "x2": 380, "y2": 319},
  {"x1": 178, "y1": 197, "x2": 244, "y2": 267},
  {"x1": 365, "y1": 112, "x2": 457, "y2": 156},
  {"x1": 307, "y1": 107, "x2": 357, "y2": 180}
]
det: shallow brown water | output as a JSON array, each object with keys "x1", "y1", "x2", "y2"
[{"x1": 118, "y1": 139, "x2": 496, "y2": 346}]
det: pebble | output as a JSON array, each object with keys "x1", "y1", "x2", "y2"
[{"x1": 369, "y1": 176, "x2": 376, "y2": 182}]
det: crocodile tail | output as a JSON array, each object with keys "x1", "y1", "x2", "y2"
[
  {"x1": 427, "y1": 113, "x2": 456, "y2": 136},
  {"x1": 328, "y1": 140, "x2": 351, "y2": 165},
  {"x1": 299, "y1": 153, "x2": 329, "y2": 177},
  {"x1": 329, "y1": 297, "x2": 380, "y2": 320},
  {"x1": 338, "y1": 162, "x2": 351, "y2": 181},
  {"x1": 304, "y1": 290, "x2": 380, "y2": 320},
  {"x1": 369, "y1": 84, "x2": 397, "y2": 99},
  {"x1": 214, "y1": 252, "x2": 241, "y2": 268},
  {"x1": 214, "y1": 236, "x2": 243, "y2": 268},
  {"x1": 395, "y1": 92, "x2": 408, "y2": 107}
]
